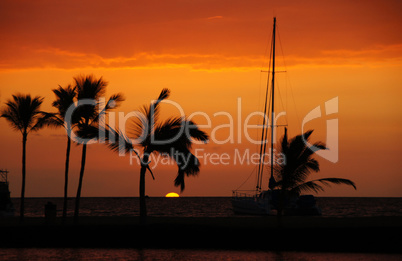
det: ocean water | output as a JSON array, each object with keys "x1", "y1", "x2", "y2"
[
  {"x1": 4, "y1": 198, "x2": 402, "y2": 260},
  {"x1": 0, "y1": 248, "x2": 401, "y2": 261},
  {"x1": 10, "y1": 197, "x2": 402, "y2": 218}
]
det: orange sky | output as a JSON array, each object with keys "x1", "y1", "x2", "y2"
[{"x1": 0, "y1": 0, "x2": 401, "y2": 197}]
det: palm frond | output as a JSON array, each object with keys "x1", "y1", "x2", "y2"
[
  {"x1": 308, "y1": 141, "x2": 327, "y2": 153},
  {"x1": 74, "y1": 123, "x2": 99, "y2": 142},
  {"x1": 101, "y1": 88, "x2": 207, "y2": 192},
  {"x1": 29, "y1": 112, "x2": 59, "y2": 132},
  {"x1": 303, "y1": 158, "x2": 320, "y2": 172},
  {"x1": 128, "y1": 89, "x2": 171, "y2": 147},
  {"x1": 314, "y1": 178, "x2": 357, "y2": 190},
  {"x1": 45, "y1": 114, "x2": 65, "y2": 128},
  {"x1": 290, "y1": 178, "x2": 356, "y2": 196},
  {"x1": 93, "y1": 93, "x2": 125, "y2": 123},
  {"x1": 140, "y1": 116, "x2": 204, "y2": 191},
  {"x1": 148, "y1": 89, "x2": 170, "y2": 124},
  {"x1": 147, "y1": 88, "x2": 171, "y2": 132},
  {"x1": 151, "y1": 118, "x2": 209, "y2": 152},
  {"x1": 151, "y1": 117, "x2": 189, "y2": 152},
  {"x1": 74, "y1": 75, "x2": 107, "y2": 100},
  {"x1": 287, "y1": 129, "x2": 313, "y2": 159},
  {"x1": 290, "y1": 180, "x2": 325, "y2": 195},
  {"x1": 0, "y1": 94, "x2": 45, "y2": 133},
  {"x1": 147, "y1": 116, "x2": 207, "y2": 191},
  {"x1": 106, "y1": 93, "x2": 125, "y2": 110},
  {"x1": 129, "y1": 104, "x2": 152, "y2": 146},
  {"x1": 157, "y1": 88, "x2": 170, "y2": 103},
  {"x1": 174, "y1": 151, "x2": 200, "y2": 191},
  {"x1": 186, "y1": 120, "x2": 209, "y2": 143},
  {"x1": 104, "y1": 125, "x2": 134, "y2": 154},
  {"x1": 52, "y1": 84, "x2": 76, "y2": 117},
  {"x1": 297, "y1": 141, "x2": 327, "y2": 164},
  {"x1": 0, "y1": 106, "x2": 22, "y2": 132},
  {"x1": 71, "y1": 75, "x2": 125, "y2": 146},
  {"x1": 301, "y1": 129, "x2": 314, "y2": 142},
  {"x1": 275, "y1": 129, "x2": 356, "y2": 195}
]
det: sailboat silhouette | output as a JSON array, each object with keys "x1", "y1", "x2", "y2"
[{"x1": 231, "y1": 17, "x2": 280, "y2": 215}]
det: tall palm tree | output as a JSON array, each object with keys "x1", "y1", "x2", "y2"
[
  {"x1": 0, "y1": 94, "x2": 50, "y2": 222},
  {"x1": 49, "y1": 85, "x2": 76, "y2": 222},
  {"x1": 106, "y1": 89, "x2": 208, "y2": 224},
  {"x1": 72, "y1": 75, "x2": 124, "y2": 223},
  {"x1": 273, "y1": 128, "x2": 356, "y2": 215}
]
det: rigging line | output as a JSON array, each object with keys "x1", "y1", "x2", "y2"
[
  {"x1": 265, "y1": 79, "x2": 273, "y2": 184},
  {"x1": 262, "y1": 47, "x2": 273, "y2": 188},
  {"x1": 256, "y1": 69, "x2": 264, "y2": 152},
  {"x1": 260, "y1": 83, "x2": 271, "y2": 190},
  {"x1": 260, "y1": 38, "x2": 274, "y2": 190},
  {"x1": 277, "y1": 25, "x2": 301, "y2": 128},
  {"x1": 255, "y1": 71, "x2": 264, "y2": 186},
  {"x1": 277, "y1": 25, "x2": 289, "y2": 122},
  {"x1": 275, "y1": 25, "x2": 288, "y2": 127},
  {"x1": 235, "y1": 165, "x2": 258, "y2": 191},
  {"x1": 277, "y1": 25, "x2": 287, "y2": 73},
  {"x1": 256, "y1": 32, "x2": 273, "y2": 191},
  {"x1": 256, "y1": 86, "x2": 268, "y2": 190},
  {"x1": 255, "y1": 31, "x2": 272, "y2": 160},
  {"x1": 256, "y1": 22, "x2": 274, "y2": 123},
  {"x1": 261, "y1": 28, "x2": 273, "y2": 69},
  {"x1": 275, "y1": 78, "x2": 288, "y2": 126},
  {"x1": 255, "y1": 25, "x2": 274, "y2": 179}
]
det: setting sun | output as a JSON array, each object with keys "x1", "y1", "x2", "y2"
[{"x1": 165, "y1": 192, "x2": 180, "y2": 198}]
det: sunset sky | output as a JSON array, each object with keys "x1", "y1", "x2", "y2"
[{"x1": 0, "y1": 0, "x2": 401, "y2": 197}]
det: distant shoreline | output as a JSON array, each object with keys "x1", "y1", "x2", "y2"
[
  {"x1": 9, "y1": 197, "x2": 402, "y2": 218},
  {"x1": 1, "y1": 216, "x2": 401, "y2": 252},
  {"x1": 10, "y1": 196, "x2": 402, "y2": 198}
]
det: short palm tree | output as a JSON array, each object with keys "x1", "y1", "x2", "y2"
[
  {"x1": 0, "y1": 94, "x2": 51, "y2": 221},
  {"x1": 72, "y1": 75, "x2": 124, "y2": 223},
  {"x1": 273, "y1": 128, "x2": 356, "y2": 215},
  {"x1": 106, "y1": 89, "x2": 208, "y2": 224},
  {"x1": 49, "y1": 85, "x2": 76, "y2": 222}
]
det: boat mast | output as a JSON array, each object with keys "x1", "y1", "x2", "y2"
[{"x1": 268, "y1": 17, "x2": 277, "y2": 189}]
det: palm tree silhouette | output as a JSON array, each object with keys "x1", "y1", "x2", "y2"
[
  {"x1": 0, "y1": 94, "x2": 51, "y2": 222},
  {"x1": 273, "y1": 128, "x2": 356, "y2": 215},
  {"x1": 48, "y1": 85, "x2": 76, "y2": 223},
  {"x1": 107, "y1": 89, "x2": 208, "y2": 224},
  {"x1": 72, "y1": 75, "x2": 124, "y2": 223}
]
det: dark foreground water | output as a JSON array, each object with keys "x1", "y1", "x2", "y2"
[
  {"x1": 4, "y1": 197, "x2": 402, "y2": 260},
  {"x1": 0, "y1": 248, "x2": 400, "y2": 261},
  {"x1": 11, "y1": 197, "x2": 402, "y2": 218}
]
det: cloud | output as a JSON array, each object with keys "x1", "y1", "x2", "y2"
[
  {"x1": 0, "y1": 46, "x2": 264, "y2": 71},
  {"x1": 285, "y1": 44, "x2": 402, "y2": 67},
  {"x1": 1, "y1": 0, "x2": 401, "y2": 72},
  {"x1": 1, "y1": 44, "x2": 401, "y2": 72},
  {"x1": 207, "y1": 16, "x2": 223, "y2": 20}
]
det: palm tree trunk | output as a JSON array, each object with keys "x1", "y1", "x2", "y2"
[
  {"x1": 74, "y1": 143, "x2": 87, "y2": 224},
  {"x1": 20, "y1": 133, "x2": 27, "y2": 223},
  {"x1": 139, "y1": 154, "x2": 149, "y2": 224},
  {"x1": 62, "y1": 135, "x2": 71, "y2": 224}
]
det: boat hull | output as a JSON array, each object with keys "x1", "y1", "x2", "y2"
[
  {"x1": 232, "y1": 191, "x2": 322, "y2": 216},
  {"x1": 231, "y1": 192, "x2": 271, "y2": 215}
]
